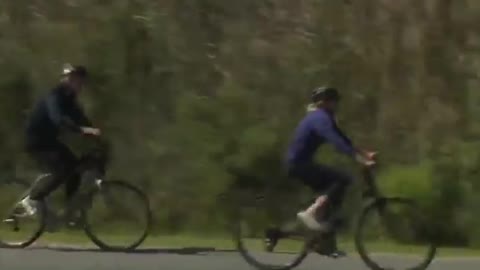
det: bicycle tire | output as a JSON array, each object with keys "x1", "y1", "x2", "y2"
[
  {"x1": 232, "y1": 193, "x2": 311, "y2": 270},
  {"x1": 355, "y1": 197, "x2": 437, "y2": 270},
  {"x1": 235, "y1": 224, "x2": 310, "y2": 270},
  {"x1": 0, "y1": 178, "x2": 47, "y2": 249},
  {"x1": 83, "y1": 180, "x2": 152, "y2": 251}
]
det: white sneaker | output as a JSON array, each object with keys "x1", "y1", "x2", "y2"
[
  {"x1": 19, "y1": 196, "x2": 38, "y2": 216},
  {"x1": 3, "y1": 217, "x2": 15, "y2": 223},
  {"x1": 297, "y1": 211, "x2": 330, "y2": 232}
]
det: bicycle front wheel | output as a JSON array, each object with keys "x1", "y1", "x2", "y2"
[
  {"x1": 83, "y1": 180, "x2": 152, "y2": 251},
  {"x1": 355, "y1": 198, "x2": 436, "y2": 270}
]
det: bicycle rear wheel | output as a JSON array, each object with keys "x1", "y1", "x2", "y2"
[
  {"x1": 233, "y1": 192, "x2": 311, "y2": 270},
  {"x1": 0, "y1": 178, "x2": 46, "y2": 248},
  {"x1": 355, "y1": 198, "x2": 436, "y2": 270},
  {"x1": 83, "y1": 180, "x2": 151, "y2": 251}
]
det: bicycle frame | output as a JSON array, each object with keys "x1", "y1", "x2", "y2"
[
  {"x1": 76, "y1": 137, "x2": 111, "y2": 180},
  {"x1": 27, "y1": 138, "x2": 111, "y2": 222},
  {"x1": 362, "y1": 167, "x2": 381, "y2": 200}
]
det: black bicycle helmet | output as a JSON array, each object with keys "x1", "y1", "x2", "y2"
[
  {"x1": 62, "y1": 64, "x2": 88, "y2": 78},
  {"x1": 311, "y1": 86, "x2": 340, "y2": 103}
]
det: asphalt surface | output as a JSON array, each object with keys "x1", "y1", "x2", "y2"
[{"x1": 1, "y1": 246, "x2": 479, "y2": 270}]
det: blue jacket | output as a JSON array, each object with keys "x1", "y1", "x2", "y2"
[{"x1": 286, "y1": 108, "x2": 355, "y2": 165}]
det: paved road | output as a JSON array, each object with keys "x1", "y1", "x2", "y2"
[{"x1": 1, "y1": 246, "x2": 479, "y2": 270}]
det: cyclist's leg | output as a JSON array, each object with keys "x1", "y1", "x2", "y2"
[
  {"x1": 316, "y1": 165, "x2": 351, "y2": 220},
  {"x1": 28, "y1": 148, "x2": 65, "y2": 201},
  {"x1": 51, "y1": 144, "x2": 86, "y2": 226},
  {"x1": 263, "y1": 163, "x2": 328, "y2": 252},
  {"x1": 60, "y1": 145, "x2": 80, "y2": 202},
  {"x1": 27, "y1": 142, "x2": 78, "y2": 200},
  {"x1": 289, "y1": 163, "x2": 328, "y2": 228},
  {"x1": 291, "y1": 163, "x2": 351, "y2": 257},
  {"x1": 291, "y1": 163, "x2": 351, "y2": 223},
  {"x1": 263, "y1": 163, "x2": 351, "y2": 251},
  {"x1": 32, "y1": 143, "x2": 80, "y2": 223},
  {"x1": 262, "y1": 165, "x2": 315, "y2": 251},
  {"x1": 15, "y1": 144, "x2": 64, "y2": 216}
]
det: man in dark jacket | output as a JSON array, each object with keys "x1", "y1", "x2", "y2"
[{"x1": 21, "y1": 64, "x2": 101, "y2": 216}]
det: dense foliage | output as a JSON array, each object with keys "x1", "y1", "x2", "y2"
[{"x1": 1, "y1": 0, "x2": 480, "y2": 247}]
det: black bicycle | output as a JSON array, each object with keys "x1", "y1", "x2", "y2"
[
  {"x1": 233, "y1": 159, "x2": 437, "y2": 270},
  {"x1": 0, "y1": 138, "x2": 152, "y2": 251}
]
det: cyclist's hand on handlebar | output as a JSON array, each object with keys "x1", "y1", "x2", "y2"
[
  {"x1": 364, "y1": 151, "x2": 378, "y2": 160},
  {"x1": 355, "y1": 151, "x2": 376, "y2": 167},
  {"x1": 81, "y1": 127, "x2": 101, "y2": 136},
  {"x1": 357, "y1": 149, "x2": 378, "y2": 160}
]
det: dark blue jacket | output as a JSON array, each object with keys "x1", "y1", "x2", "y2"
[
  {"x1": 286, "y1": 108, "x2": 355, "y2": 165},
  {"x1": 26, "y1": 84, "x2": 91, "y2": 148}
]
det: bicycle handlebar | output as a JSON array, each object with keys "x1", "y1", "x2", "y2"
[{"x1": 361, "y1": 153, "x2": 380, "y2": 198}]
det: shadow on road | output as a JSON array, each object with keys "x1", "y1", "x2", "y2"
[{"x1": 16, "y1": 245, "x2": 237, "y2": 256}]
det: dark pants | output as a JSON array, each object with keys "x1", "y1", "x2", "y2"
[
  {"x1": 287, "y1": 162, "x2": 352, "y2": 219},
  {"x1": 287, "y1": 162, "x2": 352, "y2": 252},
  {"x1": 26, "y1": 141, "x2": 81, "y2": 202}
]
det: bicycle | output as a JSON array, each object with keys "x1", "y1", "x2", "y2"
[
  {"x1": 0, "y1": 137, "x2": 152, "y2": 251},
  {"x1": 232, "y1": 157, "x2": 437, "y2": 270}
]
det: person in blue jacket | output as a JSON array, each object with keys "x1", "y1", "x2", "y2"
[{"x1": 269, "y1": 87, "x2": 375, "y2": 257}]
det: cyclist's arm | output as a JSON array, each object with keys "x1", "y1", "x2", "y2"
[
  {"x1": 332, "y1": 120, "x2": 373, "y2": 157},
  {"x1": 70, "y1": 100, "x2": 92, "y2": 127},
  {"x1": 332, "y1": 120, "x2": 353, "y2": 147},
  {"x1": 312, "y1": 114, "x2": 355, "y2": 156},
  {"x1": 45, "y1": 92, "x2": 82, "y2": 132}
]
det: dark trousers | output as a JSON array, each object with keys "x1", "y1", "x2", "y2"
[
  {"x1": 287, "y1": 162, "x2": 352, "y2": 218},
  {"x1": 26, "y1": 141, "x2": 81, "y2": 201},
  {"x1": 287, "y1": 162, "x2": 352, "y2": 251}
]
